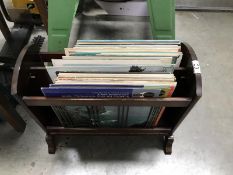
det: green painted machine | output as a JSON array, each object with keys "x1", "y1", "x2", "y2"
[{"x1": 48, "y1": 0, "x2": 175, "y2": 52}]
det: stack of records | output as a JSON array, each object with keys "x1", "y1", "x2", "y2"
[{"x1": 42, "y1": 40, "x2": 183, "y2": 128}]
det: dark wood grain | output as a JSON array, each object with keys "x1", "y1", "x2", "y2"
[
  {"x1": 164, "y1": 135, "x2": 174, "y2": 155},
  {"x1": 46, "y1": 134, "x2": 56, "y2": 154},
  {"x1": 0, "y1": 97, "x2": 26, "y2": 132},
  {"x1": 170, "y1": 42, "x2": 202, "y2": 133},
  {"x1": 47, "y1": 127, "x2": 171, "y2": 136},
  {"x1": 11, "y1": 43, "x2": 31, "y2": 96},
  {"x1": 23, "y1": 96, "x2": 192, "y2": 107},
  {"x1": 157, "y1": 42, "x2": 202, "y2": 130}
]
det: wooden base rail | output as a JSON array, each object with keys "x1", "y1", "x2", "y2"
[{"x1": 46, "y1": 127, "x2": 173, "y2": 154}]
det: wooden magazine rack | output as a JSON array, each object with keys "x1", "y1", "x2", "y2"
[{"x1": 11, "y1": 41, "x2": 202, "y2": 155}]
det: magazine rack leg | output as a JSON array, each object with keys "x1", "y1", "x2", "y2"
[
  {"x1": 46, "y1": 134, "x2": 56, "y2": 154},
  {"x1": 164, "y1": 135, "x2": 174, "y2": 155}
]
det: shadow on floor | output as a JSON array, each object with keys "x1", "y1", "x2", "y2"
[
  {"x1": 55, "y1": 135, "x2": 164, "y2": 162},
  {"x1": 73, "y1": 14, "x2": 152, "y2": 42},
  {"x1": 0, "y1": 122, "x2": 24, "y2": 145}
]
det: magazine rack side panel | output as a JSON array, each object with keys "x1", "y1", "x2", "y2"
[
  {"x1": 158, "y1": 42, "x2": 202, "y2": 133},
  {"x1": 11, "y1": 44, "x2": 62, "y2": 131}
]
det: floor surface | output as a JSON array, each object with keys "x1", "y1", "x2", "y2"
[{"x1": 0, "y1": 11, "x2": 233, "y2": 175}]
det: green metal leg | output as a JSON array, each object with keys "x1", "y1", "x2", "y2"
[
  {"x1": 147, "y1": 0, "x2": 175, "y2": 40},
  {"x1": 48, "y1": 0, "x2": 80, "y2": 52}
]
